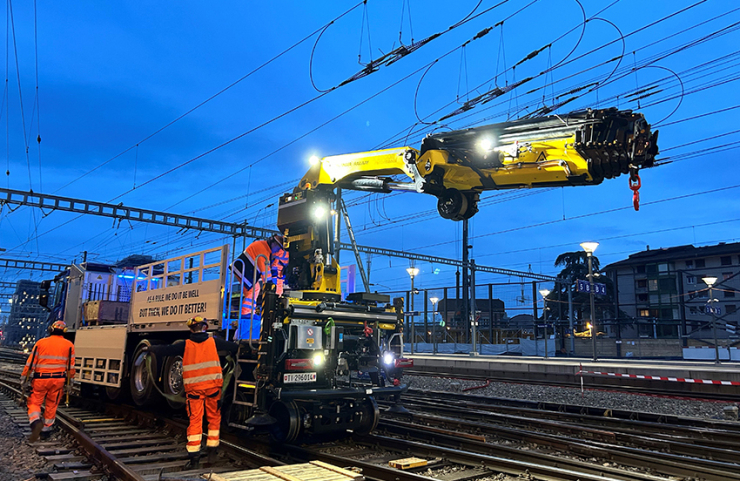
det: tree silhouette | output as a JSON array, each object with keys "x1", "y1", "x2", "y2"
[{"x1": 542, "y1": 251, "x2": 614, "y2": 326}]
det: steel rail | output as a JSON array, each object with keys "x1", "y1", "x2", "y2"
[
  {"x1": 279, "y1": 444, "x2": 434, "y2": 481},
  {"x1": 378, "y1": 415, "x2": 740, "y2": 481},
  {"x1": 356, "y1": 433, "x2": 659, "y2": 481},
  {"x1": 405, "y1": 388, "x2": 740, "y2": 431},
  {"x1": 403, "y1": 368, "x2": 740, "y2": 401},
  {"x1": 401, "y1": 391, "x2": 740, "y2": 442},
  {"x1": 0, "y1": 380, "x2": 146, "y2": 481}
]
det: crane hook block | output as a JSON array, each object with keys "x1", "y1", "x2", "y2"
[{"x1": 629, "y1": 174, "x2": 641, "y2": 211}]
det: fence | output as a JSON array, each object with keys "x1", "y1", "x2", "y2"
[{"x1": 382, "y1": 279, "x2": 740, "y2": 360}]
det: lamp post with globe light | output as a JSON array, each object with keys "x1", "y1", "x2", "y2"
[
  {"x1": 406, "y1": 267, "x2": 420, "y2": 353},
  {"x1": 702, "y1": 276, "x2": 720, "y2": 364},
  {"x1": 580, "y1": 242, "x2": 599, "y2": 361},
  {"x1": 539, "y1": 289, "x2": 550, "y2": 358}
]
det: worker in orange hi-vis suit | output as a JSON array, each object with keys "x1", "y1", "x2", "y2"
[
  {"x1": 20, "y1": 320, "x2": 75, "y2": 442},
  {"x1": 147, "y1": 317, "x2": 237, "y2": 469},
  {"x1": 234, "y1": 235, "x2": 288, "y2": 340}
]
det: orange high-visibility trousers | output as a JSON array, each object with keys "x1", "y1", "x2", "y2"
[
  {"x1": 27, "y1": 378, "x2": 65, "y2": 432},
  {"x1": 185, "y1": 387, "x2": 221, "y2": 454}
]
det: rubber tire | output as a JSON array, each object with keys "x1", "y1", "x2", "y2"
[
  {"x1": 355, "y1": 396, "x2": 380, "y2": 435},
  {"x1": 162, "y1": 353, "x2": 185, "y2": 410},
  {"x1": 129, "y1": 340, "x2": 159, "y2": 407},
  {"x1": 268, "y1": 400, "x2": 301, "y2": 443},
  {"x1": 104, "y1": 385, "x2": 128, "y2": 402}
]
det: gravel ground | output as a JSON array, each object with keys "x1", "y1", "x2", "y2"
[
  {"x1": 0, "y1": 403, "x2": 54, "y2": 481},
  {"x1": 404, "y1": 375, "x2": 740, "y2": 420}
]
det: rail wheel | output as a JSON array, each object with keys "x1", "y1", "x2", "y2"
[
  {"x1": 268, "y1": 400, "x2": 301, "y2": 443},
  {"x1": 129, "y1": 340, "x2": 159, "y2": 407},
  {"x1": 162, "y1": 354, "x2": 185, "y2": 409},
  {"x1": 355, "y1": 396, "x2": 379, "y2": 435}
]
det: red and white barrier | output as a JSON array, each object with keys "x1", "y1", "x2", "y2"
[{"x1": 576, "y1": 364, "x2": 740, "y2": 386}]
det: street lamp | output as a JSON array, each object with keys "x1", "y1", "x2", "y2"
[
  {"x1": 581, "y1": 241, "x2": 599, "y2": 361},
  {"x1": 430, "y1": 297, "x2": 439, "y2": 354},
  {"x1": 406, "y1": 267, "x2": 420, "y2": 354},
  {"x1": 702, "y1": 276, "x2": 720, "y2": 364},
  {"x1": 539, "y1": 289, "x2": 550, "y2": 358}
]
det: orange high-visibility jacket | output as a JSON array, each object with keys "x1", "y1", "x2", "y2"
[
  {"x1": 182, "y1": 337, "x2": 223, "y2": 392},
  {"x1": 245, "y1": 240, "x2": 271, "y2": 276},
  {"x1": 22, "y1": 335, "x2": 76, "y2": 378}
]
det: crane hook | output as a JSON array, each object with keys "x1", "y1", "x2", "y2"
[{"x1": 629, "y1": 172, "x2": 641, "y2": 211}]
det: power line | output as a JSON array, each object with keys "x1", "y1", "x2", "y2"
[{"x1": 53, "y1": 1, "x2": 366, "y2": 194}]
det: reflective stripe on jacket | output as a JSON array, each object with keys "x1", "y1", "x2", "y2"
[
  {"x1": 182, "y1": 337, "x2": 223, "y2": 392},
  {"x1": 22, "y1": 335, "x2": 76, "y2": 378}
]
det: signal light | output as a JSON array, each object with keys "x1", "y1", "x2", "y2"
[
  {"x1": 394, "y1": 358, "x2": 413, "y2": 368},
  {"x1": 285, "y1": 359, "x2": 313, "y2": 371}
]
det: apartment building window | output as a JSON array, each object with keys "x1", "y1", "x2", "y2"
[
  {"x1": 727, "y1": 305, "x2": 737, "y2": 314},
  {"x1": 638, "y1": 294, "x2": 648, "y2": 302},
  {"x1": 637, "y1": 279, "x2": 647, "y2": 288},
  {"x1": 686, "y1": 275, "x2": 696, "y2": 284},
  {"x1": 636, "y1": 265, "x2": 646, "y2": 274},
  {"x1": 721, "y1": 256, "x2": 732, "y2": 266},
  {"x1": 639, "y1": 309, "x2": 650, "y2": 317},
  {"x1": 725, "y1": 290, "x2": 736, "y2": 298},
  {"x1": 723, "y1": 272, "x2": 733, "y2": 280},
  {"x1": 647, "y1": 264, "x2": 658, "y2": 275},
  {"x1": 659, "y1": 278, "x2": 675, "y2": 291},
  {"x1": 685, "y1": 260, "x2": 694, "y2": 268},
  {"x1": 648, "y1": 279, "x2": 658, "y2": 291},
  {"x1": 696, "y1": 259, "x2": 706, "y2": 268}
]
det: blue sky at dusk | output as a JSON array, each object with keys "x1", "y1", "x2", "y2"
[{"x1": 1, "y1": 0, "x2": 739, "y2": 299}]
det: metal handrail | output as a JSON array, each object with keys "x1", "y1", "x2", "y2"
[{"x1": 247, "y1": 254, "x2": 269, "y2": 351}]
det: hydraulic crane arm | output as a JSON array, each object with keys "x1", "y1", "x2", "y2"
[
  {"x1": 298, "y1": 107, "x2": 658, "y2": 220},
  {"x1": 277, "y1": 107, "x2": 658, "y2": 297}
]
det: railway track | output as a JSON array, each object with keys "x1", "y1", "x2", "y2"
[
  {"x1": 403, "y1": 369, "x2": 740, "y2": 402},
  {"x1": 3, "y1": 362, "x2": 739, "y2": 481},
  {"x1": 373, "y1": 389, "x2": 740, "y2": 481},
  {"x1": 0, "y1": 378, "x2": 278, "y2": 480}
]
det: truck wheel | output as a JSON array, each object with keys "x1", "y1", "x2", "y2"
[
  {"x1": 355, "y1": 396, "x2": 379, "y2": 435},
  {"x1": 162, "y1": 354, "x2": 185, "y2": 409},
  {"x1": 130, "y1": 341, "x2": 159, "y2": 407},
  {"x1": 268, "y1": 400, "x2": 301, "y2": 443},
  {"x1": 105, "y1": 385, "x2": 128, "y2": 402}
]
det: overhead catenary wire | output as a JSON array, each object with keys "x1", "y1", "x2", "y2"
[
  {"x1": 7, "y1": 2, "x2": 740, "y2": 282},
  {"x1": 53, "y1": 1, "x2": 366, "y2": 195}
]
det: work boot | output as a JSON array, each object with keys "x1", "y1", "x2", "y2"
[
  {"x1": 28, "y1": 420, "x2": 43, "y2": 443},
  {"x1": 184, "y1": 452, "x2": 200, "y2": 470},
  {"x1": 206, "y1": 446, "x2": 219, "y2": 464},
  {"x1": 40, "y1": 430, "x2": 52, "y2": 441}
]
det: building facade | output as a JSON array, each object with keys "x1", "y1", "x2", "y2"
[
  {"x1": 4, "y1": 280, "x2": 48, "y2": 348},
  {"x1": 603, "y1": 242, "x2": 740, "y2": 340}
]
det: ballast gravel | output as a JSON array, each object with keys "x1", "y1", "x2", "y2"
[{"x1": 404, "y1": 375, "x2": 739, "y2": 421}]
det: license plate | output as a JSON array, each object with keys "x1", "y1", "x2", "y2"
[{"x1": 283, "y1": 372, "x2": 317, "y2": 383}]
